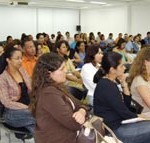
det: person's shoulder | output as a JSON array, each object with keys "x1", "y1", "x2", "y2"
[
  {"x1": 133, "y1": 75, "x2": 147, "y2": 85},
  {"x1": 0, "y1": 70, "x2": 8, "y2": 79},
  {"x1": 134, "y1": 75, "x2": 145, "y2": 82},
  {"x1": 97, "y1": 78, "x2": 116, "y2": 87},
  {"x1": 43, "y1": 86, "x2": 58, "y2": 92},
  {"x1": 82, "y1": 63, "x2": 94, "y2": 70}
]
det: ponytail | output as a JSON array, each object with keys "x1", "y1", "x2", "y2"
[{"x1": 93, "y1": 68, "x2": 106, "y2": 83}]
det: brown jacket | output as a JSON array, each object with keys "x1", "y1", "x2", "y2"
[{"x1": 35, "y1": 85, "x2": 87, "y2": 143}]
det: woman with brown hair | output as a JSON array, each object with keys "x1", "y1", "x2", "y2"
[
  {"x1": 129, "y1": 46, "x2": 150, "y2": 113},
  {"x1": 30, "y1": 52, "x2": 87, "y2": 143}
]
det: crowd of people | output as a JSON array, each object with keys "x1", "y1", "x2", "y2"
[{"x1": 0, "y1": 31, "x2": 150, "y2": 143}]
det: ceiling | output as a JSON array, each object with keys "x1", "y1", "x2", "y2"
[{"x1": 0, "y1": 0, "x2": 150, "y2": 9}]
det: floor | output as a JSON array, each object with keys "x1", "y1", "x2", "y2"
[{"x1": 0, "y1": 124, "x2": 35, "y2": 143}]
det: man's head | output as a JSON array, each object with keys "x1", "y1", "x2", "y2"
[{"x1": 22, "y1": 38, "x2": 36, "y2": 57}]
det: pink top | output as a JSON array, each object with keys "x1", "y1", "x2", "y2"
[{"x1": 0, "y1": 67, "x2": 31, "y2": 109}]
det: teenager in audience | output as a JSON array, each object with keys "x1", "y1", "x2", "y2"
[
  {"x1": 0, "y1": 47, "x2": 35, "y2": 134},
  {"x1": 129, "y1": 47, "x2": 150, "y2": 113},
  {"x1": 93, "y1": 51, "x2": 150, "y2": 143},
  {"x1": 81, "y1": 45, "x2": 103, "y2": 106},
  {"x1": 30, "y1": 52, "x2": 87, "y2": 143}
]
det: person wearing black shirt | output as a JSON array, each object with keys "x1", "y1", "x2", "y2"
[{"x1": 93, "y1": 52, "x2": 150, "y2": 143}]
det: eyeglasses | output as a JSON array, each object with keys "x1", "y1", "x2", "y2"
[{"x1": 11, "y1": 57, "x2": 22, "y2": 60}]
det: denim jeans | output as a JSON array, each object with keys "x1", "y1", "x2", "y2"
[
  {"x1": 113, "y1": 120, "x2": 150, "y2": 143},
  {"x1": 87, "y1": 95, "x2": 93, "y2": 106},
  {"x1": 4, "y1": 108, "x2": 35, "y2": 134}
]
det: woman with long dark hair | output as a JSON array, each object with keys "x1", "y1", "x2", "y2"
[
  {"x1": 0, "y1": 47, "x2": 35, "y2": 134},
  {"x1": 30, "y1": 52, "x2": 87, "y2": 143},
  {"x1": 93, "y1": 51, "x2": 150, "y2": 143}
]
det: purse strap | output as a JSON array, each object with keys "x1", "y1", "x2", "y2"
[{"x1": 88, "y1": 116, "x2": 119, "y2": 143}]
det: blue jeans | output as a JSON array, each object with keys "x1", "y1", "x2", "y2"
[
  {"x1": 86, "y1": 95, "x2": 93, "y2": 106},
  {"x1": 4, "y1": 108, "x2": 35, "y2": 134},
  {"x1": 113, "y1": 120, "x2": 150, "y2": 143}
]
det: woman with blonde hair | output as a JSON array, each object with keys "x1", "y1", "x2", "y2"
[{"x1": 129, "y1": 46, "x2": 150, "y2": 113}]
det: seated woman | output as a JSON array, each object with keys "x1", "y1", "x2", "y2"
[
  {"x1": 113, "y1": 38, "x2": 132, "y2": 64},
  {"x1": 75, "y1": 41, "x2": 86, "y2": 68},
  {"x1": 0, "y1": 44, "x2": 5, "y2": 74},
  {"x1": 0, "y1": 47, "x2": 35, "y2": 134},
  {"x1": 93, "y1": 51, "x2": 150, "y2": 143},
  {"x1": 55, "y1": 40, "x2": 85, "y2": 100},
  {"x1": 81, "y1": 45, "x2": 103, "y2": 106},
  {"x1": 30, "y1": 52, "x2": 87, "y2": 143},
  {"x1": 129, "y1": 47, "x2": 150, "y2": 113}
]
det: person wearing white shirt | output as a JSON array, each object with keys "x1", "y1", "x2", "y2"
[{"x1": 81, "y1": 45, "x2": 103, "y2": 105}]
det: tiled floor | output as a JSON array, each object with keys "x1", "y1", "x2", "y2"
[{"x1": 0, "y1": 124, "x2": 35, "y2": 143}]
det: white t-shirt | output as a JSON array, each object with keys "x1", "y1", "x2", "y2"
[{"x1": 81, "y1": 63, "x2": 98, "y2": 97}]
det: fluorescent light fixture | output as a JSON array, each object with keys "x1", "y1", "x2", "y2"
[
  {"x1": 66, "y1": 0, "x2": 85, "y2": 3},
  {"x1": 90, "y1": 1, "x2": 106, "y2": 5}
]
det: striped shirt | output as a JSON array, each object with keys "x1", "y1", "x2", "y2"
[{"x1": 0, "y1": 67, "x2": 31, "y2": 109}]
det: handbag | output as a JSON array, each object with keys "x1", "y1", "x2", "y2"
[
  {"x1": 130, "y1": 98, "x2": 143, "y2": 114},
  {"x1": 76, "y1": 115, "x2": 121, "y2": 143}
]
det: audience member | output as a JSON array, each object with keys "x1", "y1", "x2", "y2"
[
  {"x1": 81, "y1": 45, "x2": 103, "y2": 105},
  {"x1": 56, "y1": 40, "x2": 85, "y2": 100},
  {"x1": 22, "y1": 38, "x2": 37, "y2": 77},
  {"x1": 36, "y1": 33, "x2": 50, "y2": 54},
  {"x1": 113, "y1": 38, "x2": 132, "y2": 64},
  {"x1": 0, "y1": 45, "x2": 5, "y2": 74},
  {"x1": 70, "y1": 34, "x2": 80, "y2": 49},
  {"x1": 144, "y1": 31, "x2": 150, "y2": 45},
  {"x1": 30, "y1": 52, "x2": 87, "y2": 143},
  {"x1": 75, "y1": 41, "x2": 86, "y2": 68},
  {"x1": 129, "y1": 47, "x2": 150, "y2": 113},
  {"x1": 93, "y1": 51, "x2": 150, "y2": 143},
  {"x1": 0, "y1": 47, "x2": 35, "y2": 134}
]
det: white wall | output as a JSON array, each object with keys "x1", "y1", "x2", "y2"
[
  {"x1": 81, "y1": 4, "x2": 150, "y2": 38},
  {"x1": 81, "y1": 6, "x2": 128, "y2": 38},
  {"x1": 1, "y1": 4, "x2": 150, "y2": 41},
  {"x1": 131, "y1": 5, "x2": 150, "y2": 37},
  {"x1": 37, "y1": 8, "x2": 79, "y2": 37},
  {"x1": 0, "y1": 6, "x2": 37, "y2": 41},
  {"x1": 0, "y1": 6, "x2": 79, "y2": 41}
]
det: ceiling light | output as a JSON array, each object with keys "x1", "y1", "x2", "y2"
[
  {"x1": 66, "y1": 0, "x2": 85, "y2": 3},
  {"x1": 90, "y1": 1, "x2": 106, "y2": 5}
]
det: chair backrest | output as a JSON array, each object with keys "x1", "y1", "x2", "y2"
[{"x1": 66, "y1": 86, "x2": 88, "y2": 101}]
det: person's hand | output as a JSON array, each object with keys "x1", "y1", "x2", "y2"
[
  {"x1": 76, "y1": 78, "x2": 83, "y2": 84},
  {"x1": 117, "y1": 74, "x2": 128, "y2": 87},
  {"x1": 72, "y1": 108, "x2": 86, "y2": 124}
]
